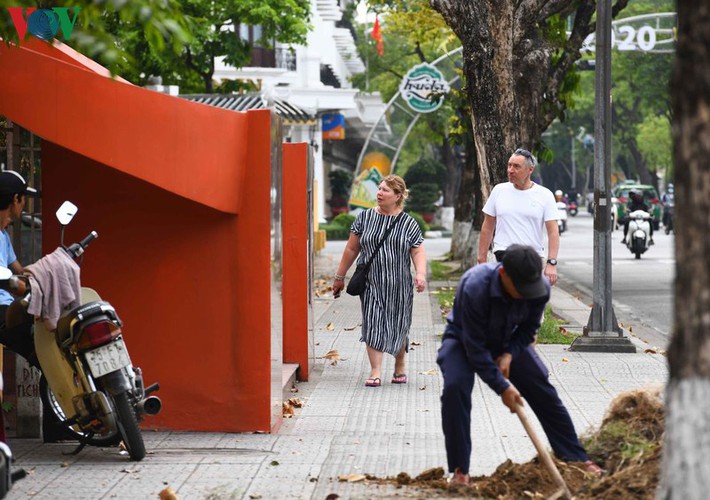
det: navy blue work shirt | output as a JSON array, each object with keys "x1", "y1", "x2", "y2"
[{"x1": 443, "y1": 262, "x2": 550, "y2": 395}]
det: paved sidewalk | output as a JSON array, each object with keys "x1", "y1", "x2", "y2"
[{"x1": 5, "y1": 239, "x2": 668, "y2": 499}]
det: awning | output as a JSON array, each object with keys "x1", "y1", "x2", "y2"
[{"x1": 181, "y1": 93, "x2": 316, "y2": 125}]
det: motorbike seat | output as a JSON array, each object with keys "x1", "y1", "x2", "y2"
[{"x1": 56, "y1": 301, "x2": 120, "y2": 343}]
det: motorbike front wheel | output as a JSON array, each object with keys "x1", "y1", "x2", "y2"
[
  {"x1": 112, "y1": 391, "x2": 146, "y2": 461},
  {"x1": 39, "y1": 376, "x2": 121, "y2": 447}
]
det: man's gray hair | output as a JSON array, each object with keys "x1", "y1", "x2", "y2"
[{"x1": 513, "y1": 148, "x2": 537, "y2": 168}]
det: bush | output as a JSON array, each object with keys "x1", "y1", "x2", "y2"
[
  {"x1": 407, "y1": 182, "x2": 440, "y2": 214},
  {"x1": 331, "y1": 213, "x2": 356, "y2": 227},
  {"x1": 403, "y1": 158, "x2": 446, "y2": 189},
  {"x1": 319, "y1": 223, "x2": 351, "y2": 241},
  {"x1": 406, "y1": 211, "x2": 429, "y2": 233}
]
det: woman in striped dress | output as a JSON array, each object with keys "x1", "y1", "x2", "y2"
[{"x1": 332, "y1": 175, "x2": 426, "y2": 387}]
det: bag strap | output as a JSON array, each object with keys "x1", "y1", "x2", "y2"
[{"x1": 362, "y1": 212, "x2": 403, "y2": 270}]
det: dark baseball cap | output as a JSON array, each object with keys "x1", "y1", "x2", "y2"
[
  {"x1": 0, "y1": 170, "x2": 38, "y2": 196},
  {"x1": 502, "y1": 245, "x2": 548, "y2": 299}
]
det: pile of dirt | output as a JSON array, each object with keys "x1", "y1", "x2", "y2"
[{"x1": 367, "y1": 387, "x2": 664, "y2": 499}]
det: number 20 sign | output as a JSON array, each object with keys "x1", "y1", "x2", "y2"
[{"x1": 581, "y1": 13, "x2": 677, "y2": 54}]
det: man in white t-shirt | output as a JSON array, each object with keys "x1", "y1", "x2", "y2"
[{"x1": 477, "y1": 148, "x2": 560, "y2": 285}]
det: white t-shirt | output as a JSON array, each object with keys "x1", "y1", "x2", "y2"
[{"x1": 482, "y1": 182, "x2": 558, "y2": 256}]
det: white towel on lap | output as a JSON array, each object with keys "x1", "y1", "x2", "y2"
[{"x1": 25, "y1": 247, "x2": 81, "y2": 330}]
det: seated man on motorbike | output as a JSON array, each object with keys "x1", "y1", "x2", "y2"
[
  {"x1": 0, "y1": 171, "x2": 38, "y2": 365},
  {"x1": 621, "y1": 190, "x2": 654, "y2": 246},
  {"x1": 661, "y1": 183, "x2": 675, "y2": 228}
]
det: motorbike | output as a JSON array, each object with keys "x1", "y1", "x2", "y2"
[
  {"x1": 568, "y1": 201, "x2": 578, "y2": 217},
  {"x1": 663, "y1": 199, "x2": 675, "y2": 235},
  {"x1": 0, "y1": 201, "x2": 161, "y2": 461},
  {"x1": 625, "y1": 209, "x2": 653, "y2": 259},
  {"x1": 556, "y1": 201, "x2": 568, "y2": 234}
]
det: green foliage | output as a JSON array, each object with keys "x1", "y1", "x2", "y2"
[
  {"x1": 537, "y1": 307, "x2": 578, "y2": 344},
  {"x1": 0, "y1": 0, "x2": 191, "y2": 76},
  {"x1": 433, "y1": 286, "x2": 456, "y2": 319},
  {"x1": 319, "y1": 223, "x2": 351, "y2": 241},
  {"x1": 407, "y1": 182, "x2": 440, "y2": 213},
  {"x1": 0, "y1": 0, "x2": 312, "y2": 92},
  {"x1": 637, "y1": 114, "x2": 672, "y2": 177},
  {"x1": 406, "y1": 210, "x2": 429, "y2": 233},
  {"x1": 403, "y1": 158, "x2": 446, "y2": 189},
  {"x1": 331, "y1": 213, "x2": 356, "y2": 228},
  {"x1": 584, "y1": 420, "x2": 659, "y2": 461},
  {"x1": 329, "y1": 169, "x2": 354, "y2": 198},
  {"x1": 430, "y1": 260, "x2": 462, "y2": 281}
]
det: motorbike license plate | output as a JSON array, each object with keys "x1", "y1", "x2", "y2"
[{"x1": 86, "y1": 339, "x2": 131, "y2": 377}]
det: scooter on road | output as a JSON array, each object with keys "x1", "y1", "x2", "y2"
[
  {"x1": 0, "y1": 201, "x2": 161, "y2": 461},
  {"x1": 556, "y1": 201, "x2": 568, "y2": 234},
  {"x1": 624, "y1": 209, "x2": 653, "y2": 259}
]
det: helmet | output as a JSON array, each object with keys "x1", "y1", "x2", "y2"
[
  {"x1": 630, "y1": 190, "x2": 642, "y2": 201},
  {"x1": 667, "y1": 183, "x2": 674, "y2": 193},
  {"x1": 554, "y1": 190, "x2": 563, "y2": 199}
]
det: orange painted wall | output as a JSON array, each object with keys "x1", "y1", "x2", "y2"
[
  {"x1": 41, "y1": 112, "x2": 277, "y2": 431},
  {"x1": 282, "y1": 143, "x2": 313, "y2": 381},
  {"x1": 1, "y1": 40, "x2": 284, "y2": 432},
  {"x1": 0, "y1": 42, "x2": 246, "y2": 214}
]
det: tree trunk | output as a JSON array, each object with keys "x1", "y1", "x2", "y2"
[
  {"x1": 451, "y1": 145, "x2": 479, "y2": 269},
  {"x1": 659, "y1": 1, "x2": 710, "y2": 497}
]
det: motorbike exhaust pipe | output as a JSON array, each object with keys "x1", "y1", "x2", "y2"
[{"x1": 138, "y1": 396, "x2": 162, "y2": 416}]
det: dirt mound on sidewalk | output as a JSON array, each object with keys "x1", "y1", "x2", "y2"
[{"x1": 367, "y1": 387, "x2": 664, "y2": 499}]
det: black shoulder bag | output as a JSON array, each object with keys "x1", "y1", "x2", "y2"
[{"x1": 346, "y1": 213, "x2": 403, "y2": 296}]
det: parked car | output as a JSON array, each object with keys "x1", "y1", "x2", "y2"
[{"x1": 613, "y1": 184, "x2": 662, "y2": 230}]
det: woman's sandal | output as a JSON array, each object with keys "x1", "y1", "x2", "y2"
[
  {"x1": 391, "y1": 373, "x2": 408, "y2": 384},
  {"x1": 365, "y1": 377, "x2": 382, "y2": 387}
]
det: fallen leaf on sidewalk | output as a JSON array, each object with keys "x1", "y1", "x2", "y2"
[
  {"x1": 338, "y1": 474, "x2": 367, "y2": 483},
  {"x1": 270, "y1": 460, "x2": 280, "y2": 466},
  {"x1": 562, "y1": 358, "x2": 569, "y2": 362},
  {"x1": 419, "y1": 385, "x2": 427, "y2": 391},
  {"x1": 629, "y1": 326, "x2": 633, "y2": 332},
  {"x1": 322, "y1": 350, "x2": 341, "y2": 365},
  {"x1": 159, "y1": 486, "x2": 179, "y2": 500},
  {"x1": 326, "y1": 322, "x2": 335, "y2": 331},
  {"x1": 344, "y1": 324, "x2": 360, "y2": 331},
  {"x1": 411, "y1": 341, "x2": 422, "y2": 346},
  {"x1": 644, "y1": 348, "x2": 657, "y2": 354},
  {"x1": 419, "y1": 369, "x2": 439, "y2": 375},
  {"x1": 288, "y1": 397, "x2": 303, "y2": 408},
  {"x1": 282, "y1": 402, "x2": 295, "y2": 417}
]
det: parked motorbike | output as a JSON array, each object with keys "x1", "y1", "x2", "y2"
[
  {"x1": 663, "y1": 199, "x2": 675, "y2": 235},
  {"x1": 1, "y1": 201, "x2": 161, "y2": 461},
  {"x1": 556, "y1": 201, "x2": 568, "y2": 234},
  {"x1": 625, "y1": 209, "x2": 653, "y2": 259}
]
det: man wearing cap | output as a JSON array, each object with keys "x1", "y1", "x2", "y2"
[
  {"x1": 437, "y1": 245, "x2": 600, "y2": 485},
  {"x1": 0, "y1": 170, "x2": 38, "y2": 362}
]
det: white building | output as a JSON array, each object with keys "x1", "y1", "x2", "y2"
[{"x1": 212, "y1": 0, "x2": 385, "y2": 222}]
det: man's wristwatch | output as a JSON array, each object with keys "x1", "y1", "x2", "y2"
[{"x1": 546, "y1": 258, "x2": 558, "y2": 266}]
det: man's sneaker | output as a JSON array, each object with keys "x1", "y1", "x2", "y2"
[
  {"x1": 649, "y1": 238, "x2": 655, "y2": 246},
  {"x1": 621, "y1": 238, "x2": 627, "y2": 244}
]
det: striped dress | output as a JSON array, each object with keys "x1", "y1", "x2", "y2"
[{"x1": 351, "y1": 209, "x2": 424, "y2": 356}]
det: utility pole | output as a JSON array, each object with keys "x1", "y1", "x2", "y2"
[{"x1": 570, "y1": 0, "x2": 635, "y2": 353}]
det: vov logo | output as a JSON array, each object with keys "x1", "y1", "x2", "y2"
[{"x1": 6, "y1": 7, "x2": 80, "y2": 41}]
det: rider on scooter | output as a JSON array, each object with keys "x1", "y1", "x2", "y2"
[
  {"x1": 0, "y1": 171, "x2": 39, "y2": 366},
  {"x1": 621, "y1": 190, "x2": 654, "y2": 246}
]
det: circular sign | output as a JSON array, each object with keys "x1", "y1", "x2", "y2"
[{"x1": 399, "y1": 63, "x2": 451, "y2": 113}]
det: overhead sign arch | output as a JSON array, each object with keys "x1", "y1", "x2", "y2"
[{"x1": 348, "y1": 12, "x2": 676, "y2": 211}]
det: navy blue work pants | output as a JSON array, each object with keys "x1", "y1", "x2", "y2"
[{"x1": 437, "y1": 337, "x2": 589, "y2": 474}]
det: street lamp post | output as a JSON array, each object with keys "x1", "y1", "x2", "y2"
[{"x1": 570, "y1": 0, "x2": 635, "y2": 353}]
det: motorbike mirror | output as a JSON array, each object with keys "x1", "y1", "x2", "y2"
[
  {"x1": 56, "y1": 201, "x2": 78, "y2": 226},
  {"x1": 0, "y1": 267, "x2": 12, "y2": 280}
]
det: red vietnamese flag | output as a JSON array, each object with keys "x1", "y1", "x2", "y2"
[{"x1": 372, "y1": 16, "x2": 384, "y2": 56}]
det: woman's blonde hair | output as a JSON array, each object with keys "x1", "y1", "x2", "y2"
[{"x1": 381, "y1": 175, "x2": 409, "y2": 208}]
